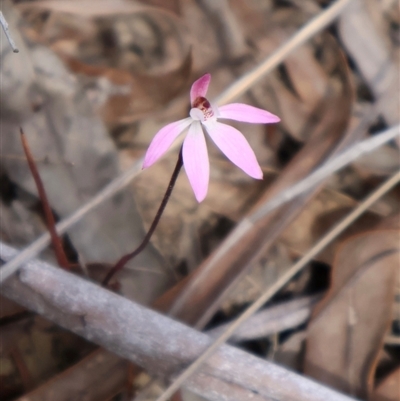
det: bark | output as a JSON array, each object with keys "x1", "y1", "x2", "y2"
[{"x1": 0, "y1": 242, "x2": 357, "y2": 401}]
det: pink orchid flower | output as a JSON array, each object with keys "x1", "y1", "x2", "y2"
[{"x1": 143, "y1": 73, "x2": 280, "y2": 202}]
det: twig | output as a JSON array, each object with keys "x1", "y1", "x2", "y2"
[
  {"x1": 0, "y1": 11, "x2": 19, "y2": 53},
  {"x1": 249, "y1": 124, "x2": 400, "y2": 222},
  {"x1": 214, "y1": 0, "x2": 353, "y2": 105},
  {"x1": 206, "y1": 294, "x2": 322, "y2": 342},
  {"x1": 0, "y1": 0, "x2": 355, "y2": 284},
  {"x1": 154, "y1": 170, "x2": 400, "y2": 401},
  {"x1": 0, "y1": 242, "x2": 358, "y2": 401},
  {"x1": 385, "y1": 335, "x2": 400, "y2": 345},
  {"x1": 20, "y1": 129, "x2": 70, "y2": 269}
]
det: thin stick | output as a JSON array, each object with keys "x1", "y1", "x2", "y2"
[
  {"x1": 250, "y1": 124, "x2": 400, "y2": 222},
  {"x1": 20, "y1": 129, "x2": 70, "y2": 269},
  {"x1": 102, "y1": 149, "x2": 183, "y2": 286},
  {"x1": 214, "y1": 0, "x2": 353, "y2": 105},
  {"x1": 0, "y1": 0, "x2": 355, "y2": 284},
  {"x1": 0, "y1": 11, "x2": 19, "y2": 53},
  {"x1": 155, "y1": 170, "x2": 400, "y2": 401}
]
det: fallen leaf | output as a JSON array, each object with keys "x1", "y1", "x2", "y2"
[
  {"x1": 13, "y1": 349, "x2": 129, "y2": 401},
  {"x1": 304, "y1": 229, "x2": 400, "y2": 399},
  {"x1": 371, "y1": 367, "x2": 400, "y2": 401},
  {"x1": 338, "y1": 0, "x2": 399, "y2": 125}
]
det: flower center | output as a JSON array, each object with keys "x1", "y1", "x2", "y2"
[{"x1": 193, "y1": 96, "x2": 214, "y2": 121}]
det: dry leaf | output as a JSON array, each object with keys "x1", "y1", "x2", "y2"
[
  {"x1": 13, "y1": 349, "x2": 129, "y2": 401},
  {"x1": 371, "y1": 367, "x2": 400, "y2": 401},
  {"x1": 304, "y1": 229, "x2": 400, "y2": 398},
  {"x1": 274, "y1": 331, "x2": 307, "y2": 372},
  {"x1": 338, "y1": 0, "x2": 399, "y2": 125},
  {"x1": 18, "y1": 1, "x2": 192, "y2": 125}
]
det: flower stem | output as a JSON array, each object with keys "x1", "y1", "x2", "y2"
[{"x1": 102, "y1": 148, "x2": 183, "y2": 286}]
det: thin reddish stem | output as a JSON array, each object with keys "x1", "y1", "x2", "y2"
[
  {"x1": 20, "y1": 128, "x2": 70, "y2": 270},
  {"x1": 102, "y1": 148, "x2": 183, "y2": 286}
]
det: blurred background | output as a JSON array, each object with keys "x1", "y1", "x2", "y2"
[{"x1": 0, "y1": 0, "x2": 399, "y2": 400}]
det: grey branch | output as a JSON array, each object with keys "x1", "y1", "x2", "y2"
[
  {"x1": 0, "y1": 11, "x2": 19, "y2": 53},
  {"x1": 0, "y1": 242, "x2": 357, "y2": 401}
]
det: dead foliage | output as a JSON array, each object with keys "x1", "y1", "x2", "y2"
[{"x1": 0, "y1": 0, "x2": 399, "y2": 400}]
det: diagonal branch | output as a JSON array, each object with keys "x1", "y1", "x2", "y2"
[
  {"x1": 214, "y1": 0, "x2": 353, "y2": 105},
  {"x1": 0, "y1": 242, "x2": 357, "y2": 401},
  {"x1": 0, "y1": 10, "x2": 19, "y2": 52},
  {"x1": 154, "y1": 170, "x2": 400, "y2": 401}
]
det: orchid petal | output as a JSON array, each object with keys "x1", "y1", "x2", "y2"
[
  {"x1": 143, "y1": 118, "x2": 192, "y2": 168},
  {"x1": 205, "y1": 122, "x2": 263, "y2": 179},
  {"x1": 183, "y1": 121, "x2": 209, "y2": 202},
  {"x1": 218, "y1": 103, "x2": 280, "y2": 124},
  {"x1": 190, "y1": 73, "x2": 211, "y2": 105}
]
